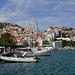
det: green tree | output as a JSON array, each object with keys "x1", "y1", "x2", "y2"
[
  {"x1": 62, "y1": 40, "x2": 75, "y2": 47},
  {"x1": 0, "y1": 33, "x2": 16, "y2": 44},
  {"x1": 62, "y1": 40, "x2": 67, "y2": 47},
  {"x1": 21, "y1": 28, "x2": 24, "y2": 31},
  {"x1": 43, "y1": 40, "x2": 49, "y2": 45},
  {"x1": 54, "y1": 38, "x2": 57, "y2": 41},
  {"x1": 0, "y1": 22, "x2": 5, "y2": 29},
  {"x1": 59, "y1": 31, "x2": 61, "y2": 36},
  {"x1": 62, "y1": 33, "x2": 66, "y2": 37}
]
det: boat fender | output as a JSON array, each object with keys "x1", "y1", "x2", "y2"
[
  {"x1": 38, "y1": 47, "x2": 41, "y2": 50},
  {"x1": 50, "y1": 48, "x2": 52, "y2": 50}
]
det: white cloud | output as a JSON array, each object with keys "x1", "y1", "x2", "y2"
[
  {"x1": 9, "y1": 0, "x2": 33, "y2": 8},
  {"x1": 16, "y1": 20, "x2": 29, "y2": 28},
  {"x1": 54, "y1": 22, "x2": 75, "y2": 28},
  {"x1": 0, "y1": 17, "x2": 7, "y2": 22},
  {"x1": 61, "y1": 1, "x2": 75, "y2": 5},
  {"x1": 16, "y1": 17, "x2": 33, "y2": 26},
  {"x1": 25, "y1": 0, "x2": 32, "y2": 8},
  {"x1": 38, "y1": 0, "x2": 51, "y2": 4},
  {"x1": 0, "y1": 0, "x2": 75, "y2": 30},
  {"x1": 53, "y1": 3, "x2": 62, "y2": 11}
]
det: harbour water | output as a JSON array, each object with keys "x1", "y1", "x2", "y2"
[{"x1": 0, "y1": 50, "x2": 75, "y2": 75}]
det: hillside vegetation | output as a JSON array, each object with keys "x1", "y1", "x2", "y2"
[{"x1": 0, "y1": 22, "x2": 22, "y2": 29}]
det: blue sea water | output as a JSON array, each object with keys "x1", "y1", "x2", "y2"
[{"x1": 0, "y1": 50, "x2": 75, "y2": 75}]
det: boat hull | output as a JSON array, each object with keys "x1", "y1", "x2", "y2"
[
  {"x1": 26, "y1": 50, "x2": 51, "y2": 57},
  {"x1": 35, "y1": 51, "x2": 51, "y2": 56},
  {"x1": 0, "y1": 56, "x2": 38, "y2": 63}
]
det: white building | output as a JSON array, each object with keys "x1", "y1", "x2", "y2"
[
  {"x1": 53, "y1": 41, "x2": 62, "y2": 48},
  {"x1": 36, "y1": 37, "x2": 43, "y2": 46},
  {"x1": 56, "y1": 37, "x2": 71, "y2": 41},
  {"x1": 71, "y1": 36, "x2": 75, "y2": 41}
]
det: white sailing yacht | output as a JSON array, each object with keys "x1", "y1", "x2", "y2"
[
  {"x1": 28, "y1": 18, "x2": 53, "y2": 56},
  {"x1": 16, "y1": 17, "x2": 53, "y2": 57}
]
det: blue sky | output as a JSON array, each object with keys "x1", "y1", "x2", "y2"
[{"x1": 0, "y1": 0, "x2": 75, "y2": 31}]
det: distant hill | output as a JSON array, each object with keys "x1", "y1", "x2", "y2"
[{"x1": 0, "y1": 22, "x2": 23, "y2": 29}]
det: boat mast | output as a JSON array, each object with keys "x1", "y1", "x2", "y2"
[
  {"x1": 36, "y1": 21, "x2": 40, "y2": 47},
  {"x1": 33, "y1": 16, "x2": 35, "y2": 47},
  {"x1": 29, "y1": 21, "x2": 32, "y2": 47}
]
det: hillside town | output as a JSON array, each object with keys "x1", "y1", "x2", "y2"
[{"x1": 0, "y1": 22, "x2": 75, "y2": 50}]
